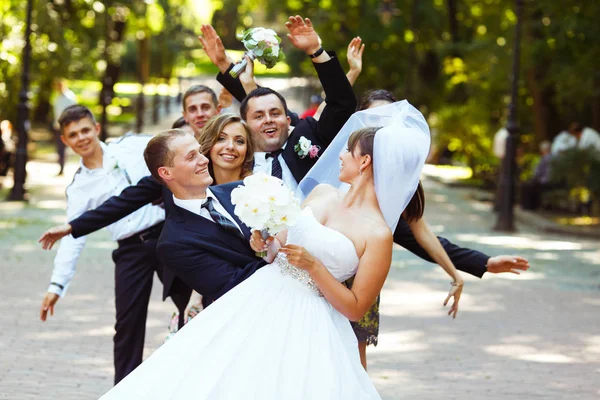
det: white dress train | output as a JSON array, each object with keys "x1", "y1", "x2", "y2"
[{"x1": 101, "y1": 208, "x2": 381, "y2": 399}]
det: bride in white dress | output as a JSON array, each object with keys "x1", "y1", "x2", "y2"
[{"x1": 101, "y1": 101, "x2": 434, "y2": 399}]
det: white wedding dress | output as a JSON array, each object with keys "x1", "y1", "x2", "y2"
[{"x1": 101, "y1": 207, "x2": 381, "y2": 399}]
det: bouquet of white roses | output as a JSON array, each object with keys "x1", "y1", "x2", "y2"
[
  {"x1": 229, "y1": 27, "x2": 286, "y2": 78},
  {"x1": 231, "y1": 173, "x2": 301, "y2": 256}
]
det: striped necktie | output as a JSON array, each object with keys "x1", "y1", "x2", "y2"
[
  {"x1": 202, "y1": 197, "x2": 244, "y2": 240},
  {"x1": 266, "y1": 149, "x2": 284, "y2": 179}
]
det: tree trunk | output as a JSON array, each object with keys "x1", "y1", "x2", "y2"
[
  {"x1": 136, "y1": 35, "x2": 150, "y2": 133},
  {"x1": 446, "y1": 0, "x2": 459, "y2": 45},
  {"x1": 33, "y1": 77, "x2": 53, "y2": 124},
  {"x1": 526, "y1": 67, "x2": 550, "y2": 143},
  {"x1": 99, "y1": 10, "x2": 128, "y2": 141},
  {"x1": 405, "y1": 0, "x2": 418, "y2": 100},
  {"x1": 592, "y1": 76, "x2": 600, "y2": 132}
]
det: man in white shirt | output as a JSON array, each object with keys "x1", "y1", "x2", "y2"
[
  {"x1": 52, "y1": 80, "x2": 77, "y2": 175},
  {"x1": 550, "y1": 130, "x2": 576, "y2": 155},
  {"x1": 578, "y1": 126, "x2": 600, "y2": 152},
  {"x1": 38, "y1": 105, "x2": 186, "y2": 384},
  {"x1": 552, "y1": 122, "x2": 600, "y2": 154},
  {"x1": 181, "y1": 84, "x2": 221, "y2": 138}
]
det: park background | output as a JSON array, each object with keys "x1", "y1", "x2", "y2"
[
  {"x1": 1, "y1": 1, "x2": 600, "y2": 399},
  {"x1": 1, "y1": 0, "x2": 600, "y2": 220}
]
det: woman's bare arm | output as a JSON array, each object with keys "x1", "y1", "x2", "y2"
[
  {"x1": 406, "y1": 216, "x2": 464, "y2": 317},
  {"x1": 280, "y1": 226, "x2": 392, "y2": 321}
]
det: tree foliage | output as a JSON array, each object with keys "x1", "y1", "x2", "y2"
[{"x1": 0, "y1": 0, "x2": 200, "y2": 125}]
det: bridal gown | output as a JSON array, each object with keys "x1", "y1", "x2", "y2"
[{"x1": 101, "y1": 207, "x2": 381, "y2": 399}]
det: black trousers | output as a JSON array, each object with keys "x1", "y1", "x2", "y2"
[
  {"x1": 111, "y1": 235, "x2": 190, "y2": 385},
  {"x1": 54, "y1": 128, "x2": 65, "y2": 174}
]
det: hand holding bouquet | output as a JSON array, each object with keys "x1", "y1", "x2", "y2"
[
  {"x1": 231, "y1": 173, "x2": 301, "y2": 256},
  {"x1": 230, "y1": 27, "x2": 286, "y2": 78}
]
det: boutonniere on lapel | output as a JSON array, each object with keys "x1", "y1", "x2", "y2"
[
  {"x1": 105, "y1": 156, "x2": 132, "y2": 184},
  {"x1": 294, "y1": 136, "x2": 320, "y2": 159}
]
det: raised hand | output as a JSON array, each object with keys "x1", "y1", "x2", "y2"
[
  {"x1": 239, "y1": 54, "x2": 258, "y2": 94},
  {"x1": 444, "y1": 281, "x2": 463, "y2": 319},
  {"x1": 486, "y1": 255, "x2": 530, "y2": 274},
  {"x1": 346, "y1": 36, "x2": 365, "y2": 73},
  {"x1": 285, "y1": 15, "x2": 322, "y2": 55},
  {"x1": 40, "y1": 292, "x2": 60, "y2": 321},
  {"x1": 38, "y1": 223, "x2": 72, "y2": 250},
  {"x1": 198, "y1": 24, "x2": 232, "y2": 73}
]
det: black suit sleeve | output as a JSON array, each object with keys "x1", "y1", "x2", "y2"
[
  {"x1": 216, "y1": 63, "x2": 248, "y2": 103},
  {"x1": 69, "y1": 176, "x2": 163, "y2": 238},
  {"x1": 309, "y1": 52, "x2": 357, "y2": 148},
  {"x1": 393, "y1": 219, "x2": 489, "y2": 278},
  {"x1": 157, "y1": 241, "x2": 265, "y2": 302}
]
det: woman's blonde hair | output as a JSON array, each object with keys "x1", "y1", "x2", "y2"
[{"x1": 198, "y1": 113, "x2": 255, "y2": 181}]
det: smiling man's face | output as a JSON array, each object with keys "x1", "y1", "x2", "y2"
[
  {"x1": 60, "y1": 117, "x2": 102, "y2": 159},
  {"x1": 159, "y1": 133, "x2": 213, "y2": 193},
  {"x1": 183, "y1": 92, "x2": 221, "y2": 138},
  {"x1": 244, "y1": 94, "x2": 290, "y2": 153}
]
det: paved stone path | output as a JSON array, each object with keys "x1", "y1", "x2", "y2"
[{"x1": 1, "y1": 118, "x2": 599, "y2": 399}]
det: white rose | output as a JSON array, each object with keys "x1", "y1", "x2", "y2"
[{"x1": 252, "y1": 30, "x2": 266, "y2": 42}]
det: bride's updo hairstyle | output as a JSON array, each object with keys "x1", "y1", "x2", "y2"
[
  {"x1": 347, "y1": 126, "x2": 378, "y2": 160},
  {"x1": 347, "y1": 125, "x2": 425, "y2": 222}
]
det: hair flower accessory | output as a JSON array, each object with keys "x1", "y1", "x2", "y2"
[{"x1": 294, "y1": 136, "x2": 320, "y2": 159}]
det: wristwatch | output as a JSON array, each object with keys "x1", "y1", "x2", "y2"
[{"x1": 308, "y1": 47, "x2": 324, "y2": 59}]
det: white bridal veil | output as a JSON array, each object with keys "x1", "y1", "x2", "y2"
[{"x1": 296, "y1": 100, "x2": 431, "y2": 232}]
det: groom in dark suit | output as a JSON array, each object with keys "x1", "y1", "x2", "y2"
[{"x1": 144, "y1": 129, "x2": 265, "y2": 304}]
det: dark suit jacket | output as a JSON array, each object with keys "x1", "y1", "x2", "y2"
[
  {"x1": 156, "y1": 182, "x2": 266, "y2": 306},
  {"x1": 217, "y1": 52, "x2": 357, "y2": 182}
]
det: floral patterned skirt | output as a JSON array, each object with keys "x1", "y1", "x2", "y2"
[{"x1": 344, "y1": 276, "x2": 380, "y2": 346}]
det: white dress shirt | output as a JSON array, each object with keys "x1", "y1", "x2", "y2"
[
  {"x1": 578, "y1": 127, "x2": 600, "y2": 152},
  {"x1": 493, "y1": 128, "x2": 508, "y2": 159},
  {"x1": 551, "y1": 131, "x2": 577, "y2": 155},
  {"x1": 49, "y1": 134, "x2": 165, "y2": 297},
  {"x1": 172, "y1": 189, "x2": 243, "y2": 235},
  {"x1": 253, "y1": 142, "x2": 298, "y2": 192}
]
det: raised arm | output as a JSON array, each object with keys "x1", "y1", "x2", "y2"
[
  {"x1": 286, "y1": 17, "x2": 356, "y2": 147},
  {"x1": 313, "y1": 36, "x2": 364, "y2": 120}
]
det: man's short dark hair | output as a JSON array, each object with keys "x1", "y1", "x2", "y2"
[
  {"x1": 144, "y1": 129, "x2": 188, "y2": 185},
  {"x1": 58, "y1": 105, "x2": 96, "y2": 133},
  {"x1": 182, "y1": 85, "x2": 218, "y2": 110},
  {"x1": 239, "y1": 87, "x2": 289, "y2": 121}
]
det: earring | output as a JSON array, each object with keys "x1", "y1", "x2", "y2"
[{"x1": 359, "y1": 168, "x2": 363, "y2": 176}]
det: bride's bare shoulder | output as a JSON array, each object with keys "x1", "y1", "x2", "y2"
[
  {"x1": 362, "y1": 214, "x2": 393, "y2": 244},
  {"x1": 303, "y1": 184, "x2": 340, "y2": 203}
]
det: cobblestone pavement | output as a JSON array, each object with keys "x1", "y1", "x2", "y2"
[{"x1": 1, "y1": 132, "x2": 599, "y2": 398}]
